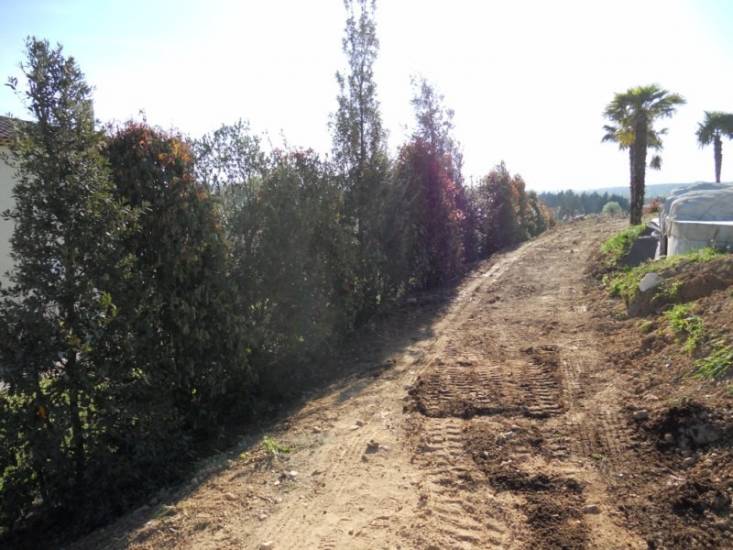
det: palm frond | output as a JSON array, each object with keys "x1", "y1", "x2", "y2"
[
  {"x1": 603, "y1": 84, "x2": 684, "y2": 154},
  {"x1": 697, "y1": 111, "x2": 733, "y2": 146}
]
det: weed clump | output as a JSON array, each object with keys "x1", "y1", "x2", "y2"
[
  {"x1": 695, "y1": 340, "x2": 733, "y2": 380},
  {"x1": 665, "y1": 304, "x2": 705, "y2": 354}
]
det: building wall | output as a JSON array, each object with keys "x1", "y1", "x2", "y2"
[{"x1": 0, "y1": 145, "x2": 16, "y2": 283}]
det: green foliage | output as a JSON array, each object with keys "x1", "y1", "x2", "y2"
[
  {"x1": 697, "y1": 111, "x2": 733, "y2": 146},
  {"x1": 331, "y1": 0, "x2": 387, "y2": 192},
  {"x1": 230, "y1": 149, "x2": 357, "y2": 359},
  {"x1": 192, "y1": 119, "x2": 266, "y2": 190},
  {"x1": 106, "y1": 122, "x2": 253, "y2": 431},
  {"x1": 0, "y1": 38, "x2": 141, "y2": 534},
  {"x1": 665, "y1": 304, "x2": 705, "y2": 354},
  {"x1": 605, "y1": 247, "x2": 721, "y2": 302},
  {"x1": 695, "y1": 340, "x2": 733, "y2": 380},
  {"x1": 0, "y1": 43, "x2": 251, "y2": 540},
  {"x1": 330, "y1": 0, "x2": 404, "y2": 325},
  {"x1": 261, "y1": 435, "x2": 291, "y2": 457},
  {"x1": 600, "y1": 224, "x2": 645, "y2": 269},
  {"x1": 470, "y1": 163, "x2": 554, "y2": 256},
  {"x1": 602, "y1": 201, "x2": 623, "y2": 216},
  {"x1": 658, "y1": 279, "x2": 683, "y2": 301}
]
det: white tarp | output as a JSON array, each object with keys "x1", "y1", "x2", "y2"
[{"x1": 658, "y1": 183, "x2": 733, "y2": 255}]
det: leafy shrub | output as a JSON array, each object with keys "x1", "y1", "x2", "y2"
[
  {"x1": 470, "y1": 163, "x2": 553, "y2": 256},
  {"x1": 602, "y1": 201, "x2": 623, "y2": 216},
  {"x1": 225, "y1": 149, "x2": 356, "y2": 364},
  {"x1": 107, "y1": 122, "x2": 253, "y2": 432}
]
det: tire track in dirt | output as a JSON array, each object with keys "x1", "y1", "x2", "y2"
[
  {"x1": 403, "y1": 241, "x2": 546, "y2": 549},
  {"x1": 406, "y1": 220, "x2": 646, "y2": 548}
]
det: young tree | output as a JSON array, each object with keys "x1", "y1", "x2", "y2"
[
  {"x1": 410, "y1": 77, "x2": 462, "y2": 181},
  {"x1": 330, "y1": 0, "x2": 395, "y2": 320},
  {"x1": 603, "y1": 84, "x2": 685, "y2": 225},
  {"x1": 408, "y1": 78, "x2": 478, "y2": 264},
  {"x1": 0, "y1": 38, "x2": 136, "y2": 519},
  {"x1": 331, "y1": 0, "x2": 387, "y2": 189},
  {"x1": 394, "y1": 139, "x2": 465, "y2": 288},
  {"x1": 472, "y1": 163, "x2": 536, "y2": 253},
  {"x1": 696, "y1": 111, "x2": 733, "y2": 183}
]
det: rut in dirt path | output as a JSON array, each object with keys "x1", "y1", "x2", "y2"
[
  {"x1": 405, "y1": 218, "x2": 644, "y2": 549},
  {"x1": 72, "y1": 218, "x2": 646, "y2": 550}
]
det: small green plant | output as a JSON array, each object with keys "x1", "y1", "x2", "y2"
[
  {"x1": 695, "y1": 340, "x2": 733, "y2": 379},
  {"x1": 262, "y1": 435, "x2": 291, "y2": 457},
  {"x1": 665, "y1": 304, "x2": 705, "y2": 353},
  {"x1": 658, "y1": 280, "x2": 682, "y2": 301}
]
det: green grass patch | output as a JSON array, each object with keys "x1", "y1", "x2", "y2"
[
  {"x1": 695, "y1": 339, "x2": 733, "y2": 379},
  {"x1": 600, "y1": 224, "x2": 646, "y2": 269},
  {"x1": 604, "y1": 247, "x2": 722, "y2": 302},
  {"x1": 665, "y1": 304, "x2": 705, "y2": 353}
]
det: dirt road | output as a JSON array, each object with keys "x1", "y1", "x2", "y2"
[{"x1": 75, "y1": 218, "x2": 669, "y2": 549}]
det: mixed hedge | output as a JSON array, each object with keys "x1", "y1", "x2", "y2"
[{"x1": 0, "y1": 4, "x2": 553, "y2": 542}]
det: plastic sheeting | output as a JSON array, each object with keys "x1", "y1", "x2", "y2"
[{"x1": 658, "y1": 183, "x2": 733, "y2": 256}]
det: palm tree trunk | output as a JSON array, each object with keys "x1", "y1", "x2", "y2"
[
  {"x1": 628, "y1": 147, "x2": 637, "y2": 225},
  {"x1": 630, "y1": 117, "x2": 647, "y2": 225},
  {"x1": 714, "y1": 134, "x2": 722, "y2": 183}
]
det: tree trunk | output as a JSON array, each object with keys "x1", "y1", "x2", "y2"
[
  {"x1": 714, "y1": 134, "x2": 722, "y2": 183},
  {"x1": 628, "y1": 147, "x2": 636, "y2": 225},
  {"x1": 630, "y1": 117, "x2": 647, "y2": 225},
  {"x1": 66, "y1": 352, "x2": 86, "y2": 499}
]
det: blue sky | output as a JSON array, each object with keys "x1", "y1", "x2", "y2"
[{"x1": 2, "y1": 0, "x2": 733, "y2": 191}]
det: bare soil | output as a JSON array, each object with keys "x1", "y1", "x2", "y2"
[{"x1": 70, "y1": 217, "x2": 733, "y2": 549}]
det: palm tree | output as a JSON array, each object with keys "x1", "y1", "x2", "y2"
[
  {"x1": 696, "y1": 111, "x2": 733, "y2": 183},
  {"x1": 603, "y1": 85, "x2": 685, "y2": 225}
]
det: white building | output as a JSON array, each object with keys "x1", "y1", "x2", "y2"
[{"x1": 0, "y1": 116, "x2": 17, "y2": 284}]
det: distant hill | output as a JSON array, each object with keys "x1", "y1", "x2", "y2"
[{"x1": 580, "y1": 182, "x2": 710, "y2": 198}]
